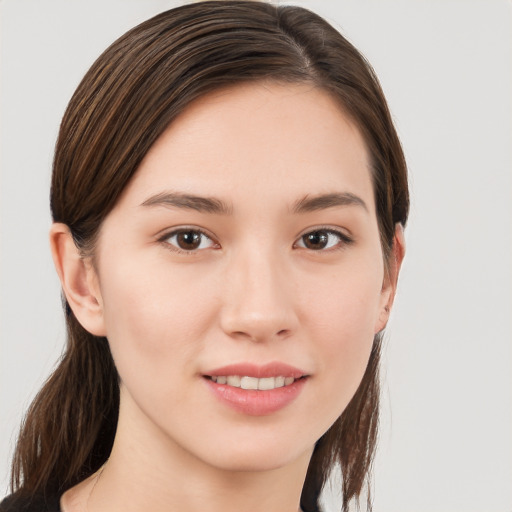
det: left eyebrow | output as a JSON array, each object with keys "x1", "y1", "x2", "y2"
[
  {"x1": 140, "y1": 191, "x2": 232, "y2": 215},
  {"x1": 292, "y1": 192, "x2": 368, "y2": 214}
]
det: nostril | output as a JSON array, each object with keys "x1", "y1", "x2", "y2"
[{"x1": 229, "y1": 328, "x2": 291, "y2": 343}]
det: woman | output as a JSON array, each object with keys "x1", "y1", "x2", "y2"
[{"x1": 1, "y1": 1, "x2": 408, "y2": 511}]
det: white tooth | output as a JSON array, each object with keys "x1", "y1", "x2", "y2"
[
  {"x1": 284, "y1": 377, "x2": 295, "y2": 386},
  {"x1": 258, "y1": 377, "x2": 275, "y2": 390},
  {"x1": 275, "y1": 376, "x2": 285, "y2": 388},
  {"x1": 211, "y1": 376, "x2": 218, "y2": 383},
  {"x1": 240, "y1": 376, "x2": 258, "y2": 390},
  {"x1": 217, "y1": 376, "x2": 227, "y2": 385},
  {"x1": 227, "y1": 375, "x2": 241, "y2": 387}
]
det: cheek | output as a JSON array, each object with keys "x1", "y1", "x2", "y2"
[
  {"x1": 302, "y1": 252, "x2": 383, "y2": 335},
  {"x1": 97, "y1": 253, "x2": 219, "y2": 383},
  {"x1": 299, "y1": 257, "x2": 383, "y2": 403}
]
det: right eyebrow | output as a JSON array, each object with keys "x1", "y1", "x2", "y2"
[
  {"x1": 292, "y1": 192, "x2": 368, "y2": 214},
  {"x1": 140, "y1": 191, "x2": 233, "y2": 215}
]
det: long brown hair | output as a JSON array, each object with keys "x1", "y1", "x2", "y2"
[{"x1": 10, "y1": 2, "x2": 409, "y2": 511}]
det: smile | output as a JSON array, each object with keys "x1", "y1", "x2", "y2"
[
  {"x1": 208, "y1": 375, "x2": 298, "y2": 390},
  {"x1": 203, "y1": 363, "x2": 308, "y2": 415}
]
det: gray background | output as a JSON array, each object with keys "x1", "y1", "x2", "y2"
[{"x1": 1, "y1": 1, "x2": 511, "y2": 510}]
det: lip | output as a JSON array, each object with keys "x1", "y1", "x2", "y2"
[
  {"x1": 204, "y1": 362, "x2": 306, "y2": 379},
  {"x1": 203, "y1": 362, "x2": 308, "y2": 416}
]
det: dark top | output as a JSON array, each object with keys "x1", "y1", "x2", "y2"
[
  {"x1": 1, "y1": 492, "x2": 318, "y2": 512},
  {"x1": 0, "y1": 493, "x2": 61, "y2": 512}
]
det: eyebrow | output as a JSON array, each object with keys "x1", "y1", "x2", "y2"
[
  {"x1": 141, "y1": 191, "x2": 233, "y2": 215},
  {"x1": 292, "y1": 192, "x2": 368, "y2": 214},
  {"x1": 141, "y1": 190, "x2": 367, "y2": 215}
]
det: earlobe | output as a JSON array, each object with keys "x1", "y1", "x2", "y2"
[
  {"x1": 374, "y1": 223, "x2": 406, "y2": 333},
  {"x1": 49, "y1": 223, "x2": 106, "y2": 336}
]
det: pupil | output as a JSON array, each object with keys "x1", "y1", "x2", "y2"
[
  {"x1": 305, "y1": 231, "x2": 328, "y2": 249},
  {"x1": 178, "y1": 231, "x2": 200, "y2": 249}
]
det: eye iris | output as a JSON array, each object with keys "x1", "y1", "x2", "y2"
[
  {"x1": 176, "y1": 231, "x2": 201, "y2": 250},
  {"x1": 304, "y1": 231, "x2": 328, "y2": 250}
]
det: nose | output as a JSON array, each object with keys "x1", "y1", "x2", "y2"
[{"x1": 219, "y1": 247, "x2": 298, "y2": 343}]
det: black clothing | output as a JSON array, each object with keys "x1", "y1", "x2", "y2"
[
  {"x1": 0, "y1": 493, "x2": 60, "y2": 512},
  {"x1": 1, "y1": 491, "x2": 319, "y2": 512}
]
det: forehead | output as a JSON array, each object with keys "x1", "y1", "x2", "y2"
[{"x1": 118, "y1": 81, "x2": 374, "y2": 213}]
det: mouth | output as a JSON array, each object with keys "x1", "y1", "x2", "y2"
[
  {"x1": 206, "y1": 375, "x2": 305, "y2": 390},
  {"x1": 202, "y1": 362, "x2": 309, "y2": 415}
]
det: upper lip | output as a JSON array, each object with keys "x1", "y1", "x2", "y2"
[{"x1": 204, "y1": 362, "x2": 307, "y2": 379}]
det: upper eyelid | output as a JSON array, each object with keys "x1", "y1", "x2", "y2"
[
  {"x1": 158, "y1": 228, "x2": 219, "y2": 254},
  {"x1": 295, "y1": 225, "x2": 353, "y2": 240},
  {"x1": 293, "y1": 227, "x2": 354, "y2": 251},
  {"x1": 156, "y1": 225, "x2": 217, "y2": 242}
]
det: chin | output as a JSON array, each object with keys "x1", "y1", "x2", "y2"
[
  {"x1": 208, "y1": 448, "x2": 309, "y2": 474},
  {"x1": 187, "y1": 427, "x2": 315, "y2": 474}
]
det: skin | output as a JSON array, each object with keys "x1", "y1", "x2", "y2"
[{"x1": 52, "y1": 82, "x2": 404, "y2": 512}]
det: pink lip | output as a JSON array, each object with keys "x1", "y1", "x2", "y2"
[
  {"x1": 204, "y1": 362, "x2": 306, "y2": 379},
  {"x1": 203, "y1": 362, "x2": 308, "y2": 416}
]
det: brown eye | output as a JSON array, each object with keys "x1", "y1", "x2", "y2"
[
  {"x1": 176, "y1": 231, "x2": 201, "y2": 250},
  {"x1": 302, "y1": 231, "x2": 329, "y2": 250},
  {"x1": 296, "y1": 229, "x2": 352, "y2": 251},
  {"x1": 164, "y1": 229, "x2": 215, "y2": 252}
]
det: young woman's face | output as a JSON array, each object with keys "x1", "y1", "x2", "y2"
[{"x1": 90, "y1": 82, "x2": 393, "y2": 473}]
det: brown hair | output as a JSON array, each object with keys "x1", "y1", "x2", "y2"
[{"x1": 10, "y1": 2, "x2": 408, "y2": 511}]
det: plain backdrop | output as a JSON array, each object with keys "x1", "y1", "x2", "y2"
[{"x1": 1, "y1": 1, "x2": 511, "y2": 511}]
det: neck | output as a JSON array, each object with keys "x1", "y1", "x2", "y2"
[{"x1": 75, "y1": 388, "x2": 312, "y2": 512}]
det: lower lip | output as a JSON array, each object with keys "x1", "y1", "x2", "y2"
[{"x1": 204, "y1": 377, "x2": 307, "y2": 416}]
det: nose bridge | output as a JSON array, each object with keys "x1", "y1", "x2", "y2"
[{"x1": 220, "y1": 241, "x2": 297, "y2": 342}]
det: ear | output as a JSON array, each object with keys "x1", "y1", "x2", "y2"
[
  {"x1": 49, "y1": 223, "x2": 106, "y2": 336},
  {"x1": 375, "y1": 224, "x2": 406, "y2": 333}
]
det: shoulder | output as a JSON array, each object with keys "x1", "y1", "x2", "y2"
[{"x1": 0, "y1": 493, "x2": 61, "y2": 512}]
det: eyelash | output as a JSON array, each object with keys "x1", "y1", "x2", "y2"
[
  {"x1": 158, "y1": 227, "x2": 218, "y2": 255},
  {"x1": 294, "y1": 227, "x2": 354, "y2": 252},
  {"x1": 158, "y1": 226, "x2": 353, "y2": 254}
]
